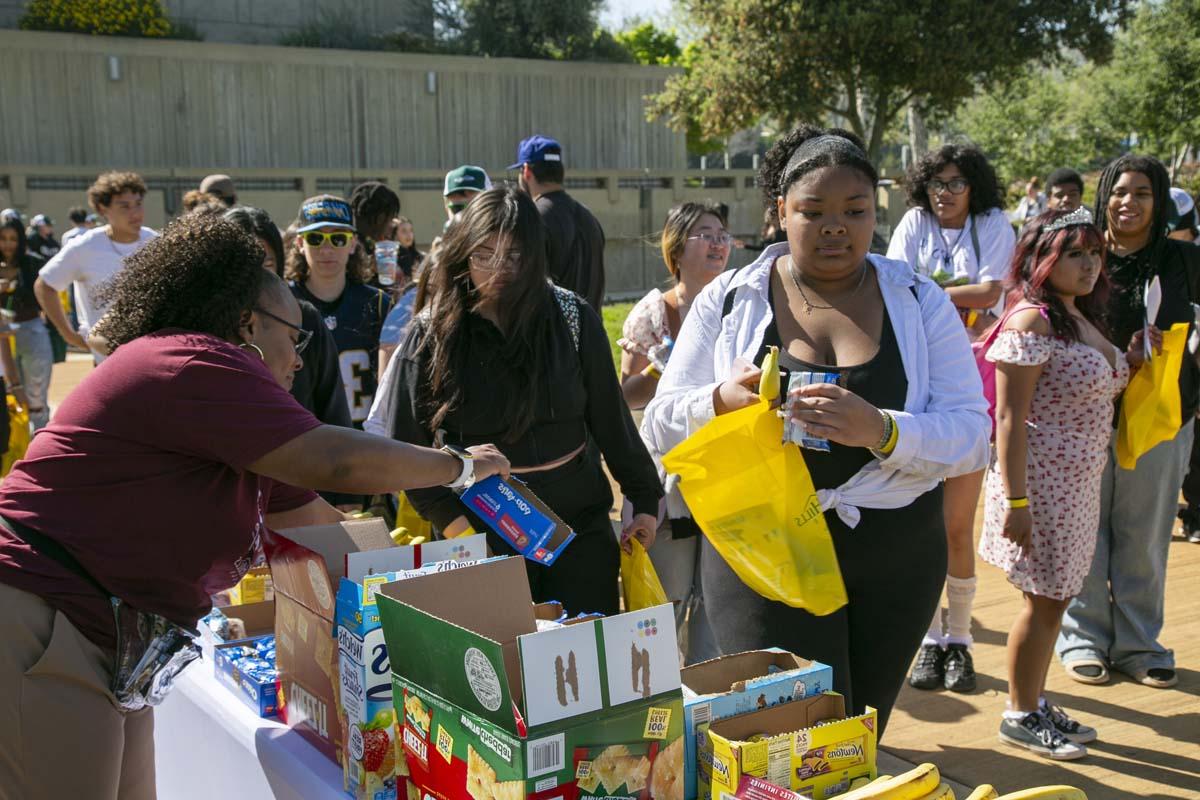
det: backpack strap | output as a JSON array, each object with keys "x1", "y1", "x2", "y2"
[
  {"x1": 720, "y1": 265, "x2": 750, "y2": 320},
  {"x1": 553, "y1": 285, "x2": 581, "y2": 351},
  {"x1": 969, "y1": 216, "x2": 982, "y2": 266}
]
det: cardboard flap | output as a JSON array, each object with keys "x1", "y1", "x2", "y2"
[
  {"x1": 683, "y1": 649, "x2": 816, "y2": 696},
  {"x1": 345, "y1": 548, "x2": 418, "y2": 584},
  {"x1": 280, "y1": 518, "x2": 393, "y2": 581},
  {"x1": 600, "y1": 603, "x2": 681, "y2": 707},
  {"x1": 517, "y1": 619, "x2": 604, "y2": 727},
  {"x1": 218, "y1": 601, "x2": 275, "y2": 639},
  {"x1": 709, "y1": 693, "x2": 846, "y2": 743}
]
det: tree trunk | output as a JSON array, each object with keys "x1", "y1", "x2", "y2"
[{"x1": 908, "y1": 102, "x2": 928, "y2": 161}]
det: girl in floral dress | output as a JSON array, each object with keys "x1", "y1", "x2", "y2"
[{"x1": 980, "y1": 208, "x2": 1152, "y2": 760}]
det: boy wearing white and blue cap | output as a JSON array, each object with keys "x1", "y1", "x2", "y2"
[{"x1": 510, "y1": 134, "x2": 606, "y2": 309}]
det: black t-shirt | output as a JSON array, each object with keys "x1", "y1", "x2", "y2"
[
  {"x1": 1, "y1": 252, "x2": 44, "y2": 322},
  {"x1": 289, "y1": 299, "x2": 351, "y2": 429},
  {"x1": 291, "y1": 281, "x2": 394, "y2": 427},
  {"x1": 536, "y1": 190, "x2": 606, "y2": 309},
  {"x1": 26, "y1": 232, "x2": 59, "y2": 262}
]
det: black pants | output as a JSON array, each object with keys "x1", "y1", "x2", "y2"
[
  {"x1": 478, "y1": 448, "x2": 620, "y2": 617},
  {"x1": 699, "y1": 486, "x2": 946, "y2": 738}
]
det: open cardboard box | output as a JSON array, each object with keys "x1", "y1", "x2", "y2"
[
  {"x1": 680, "y1": 650, "x2": 832, "y2": 800},
  {"x1": 376, "y1": 556, "x2": 685, "y2": 800},
  {"x1": 700, "y1": 693, "x2": 877, "y2": 800},
  {"x1": 267, "y1": 517, "x2": 477, "y2": 763}
]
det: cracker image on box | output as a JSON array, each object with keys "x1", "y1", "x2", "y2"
[
  {"x1": 650, "y1": 736, "x2": 684, "y2": 800},
  {"x1": 466, "y1": 744, "x2": 523, "y2": 800}
]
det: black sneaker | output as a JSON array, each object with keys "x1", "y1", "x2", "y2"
[
  {"x1": 909, "y1": 644, "x2": 945, "y2": 690},
  {"x1": 1041, "y1": 703, "x2": 1098, "y2": 744},
  {"x1": 999, "y1": 711, "x2": 1087, "y2": 760},
  {"x1": 943, "y1": 643, "x2": 977, "y2": 693}
]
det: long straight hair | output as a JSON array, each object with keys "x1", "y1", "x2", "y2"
[
  {"x1": 1002, "y1": 210, "x2": 1109, "y2": 343},
  {"x1": 0, "y1": 217, "x2": 29, "y2": 266},
  {"x1": 420, "y1": 187, "x2": 555, "y2": 440}
]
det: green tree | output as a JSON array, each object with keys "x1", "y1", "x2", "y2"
[
  {"x1": 21, "y1": 0, "x2": 172, "y2": 37},
  {"x1": 436, "y1": 0, "x2": 607, "y2": 60},
  {"x1": 614, "y1": 22, "x2": 682, "y2": 66},
  {"x1": 649, "y1": 0, "x2": 1130, "y2": 161}
]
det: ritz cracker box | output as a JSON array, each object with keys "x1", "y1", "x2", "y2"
[
  {"x1": 265, "y1": 518, "x2": 481, "y2": 765},
  {"x1": 375, "y1": 556, "x2": 687, "y2": 800},
  {"x1": 680, "y1": 649, "x2": 832, "y2": 800},
  {"x1": 700, "y1": 693, "x2": 877, "y2": 800},
  {"x1": 337, "y1": 535, "x2": 491, "y2": 800}
]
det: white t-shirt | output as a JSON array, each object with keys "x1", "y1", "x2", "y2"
[
  {"x1": 39, "y1": 226, "x2": 157, "y2": 334},
  {"x1": 60, "y1": 225, "x2": 90, "y2": 246},
  {"x1": 886, "y1": 206, "x2": 1015, "y2": 286}
]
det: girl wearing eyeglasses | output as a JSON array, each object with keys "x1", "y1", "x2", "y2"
[
  {"x1": 0, "y1": 213, "x2": 510, "y2": 799},
  {"x1": 379, "y1": 187, "x2": 663, "y2": 617},
  {"x1": 286, "y1": 195, "x2": 394, "y2": 430},
  {"x1": 617, "y1": 200, "x2": 731, "y2": 662},
  {"x1": 887, "y1": 145, "x2": 1016, "y2": 696}
]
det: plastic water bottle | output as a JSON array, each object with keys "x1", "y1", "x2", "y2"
[{"x1": 375, "y1": 240, "x2": 399, "y2": 287}]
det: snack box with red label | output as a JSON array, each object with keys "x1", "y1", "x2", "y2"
[
  {"x1": 459, "y1": 476, "x2": 575, "y2": 565},
  {"x1": 336, "y1": 537, "x2": 491, "y2": 800},
  {"x1": 700, "y1": 693, "x2": 877, "y2": 800},
  {"x1": 265, "y1": 518, "x2": 478, "y2": 765},
  {"x1": 375, "y1": 556, "x2": 685, "y2": 800}
]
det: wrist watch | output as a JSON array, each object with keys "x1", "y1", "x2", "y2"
[{"x1": 441, "y1": 444, "x2": 476, "y2": 490}]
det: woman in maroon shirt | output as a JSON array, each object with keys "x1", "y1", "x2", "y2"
[{"x1": 0, "y1": 214, "x2": 508, "y2": 800}]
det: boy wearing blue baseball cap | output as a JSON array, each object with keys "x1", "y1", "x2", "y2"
[{"x1": 510, "y1": 135, "x2": 606, "y2": 309}]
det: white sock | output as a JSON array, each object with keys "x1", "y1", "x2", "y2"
[
  {"x1": 923, "y1": 605, "x2": 945, "y2": 647},
  {"x1": 1003, "y1": 709, "x2": 1031, "y2": 722},
  {"x1": 945, "y1": 575, "x2": 977, "y2": 647}
]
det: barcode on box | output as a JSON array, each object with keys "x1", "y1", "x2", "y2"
[
  {"x1": 527, "y1": 733, "x2": 565, "y2": 778},
  {"x1": 692, "y1": 702, "x2": 712, "y2": 726}
]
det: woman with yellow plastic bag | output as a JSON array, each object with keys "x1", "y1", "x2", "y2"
[
  {"x1": 643, "y1": 126, "x2": 990, "y2": 735},
  {"x1": 1057, "y1": 155, "x2": 1200, "y2": 690}
]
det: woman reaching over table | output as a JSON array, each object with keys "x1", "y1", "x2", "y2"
[
  {"x1": 643, "y1": 125, "x2": 990, "y2": 735},
  {"x1": 0, "y1": 213, "x2": 509, "y2": 800}
]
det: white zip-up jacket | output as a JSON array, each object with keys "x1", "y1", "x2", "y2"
[{"x1": 642, "y1": 242, "x2": 990, "y2": 527}]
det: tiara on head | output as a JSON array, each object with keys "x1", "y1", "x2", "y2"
[{"x1": 1041, "y1": 206, "x2": 1093, "y2": 234}]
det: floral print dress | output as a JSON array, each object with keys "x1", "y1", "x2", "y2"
[{"x1": 979, "y1": 328, "x2": 1130, "y2": 599}]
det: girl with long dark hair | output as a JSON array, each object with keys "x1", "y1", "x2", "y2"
[
  {"x1": 382, "y1": 187, "x2": 662, "y2": 615},
  {"x1": 980, "y1": 208, "x2": 1149, "y2": 759},
  {"x1": 644, "y1": 126, "x2": 989, "y2": 733},
  {"x1": 0, "y1": 217, "x2": 41, "y2": 425},
  {"x1": 1056, "y1": 155, "x2": 1200, "y2": 690}
]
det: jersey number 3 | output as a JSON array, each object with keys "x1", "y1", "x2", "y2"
[{"x1": 339, "y1": 349, "x2": 372, "y2": 422}]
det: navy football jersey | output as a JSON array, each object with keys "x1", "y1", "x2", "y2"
[{"x1": 291, "y1": 281, "x2": 394, "y2": 426}]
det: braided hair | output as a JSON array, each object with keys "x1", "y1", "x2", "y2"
[{"x1": 1092, "y1": 154, "x2": 1171, "y2": 259}]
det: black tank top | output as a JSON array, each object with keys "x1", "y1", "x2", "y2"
[{"x1": 754, "y1": 285, "x2": 908, "y2": 491}]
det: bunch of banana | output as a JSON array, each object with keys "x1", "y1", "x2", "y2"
[
  {"x1": 389, "y1": 527, "x2": 427, "y2": 546},
  {"x1": 993, "y1": 789, "x2": 1085, "y2": 800},
  {"x1": 838, "y1": 763, "x2": 942, "y2": 800}
]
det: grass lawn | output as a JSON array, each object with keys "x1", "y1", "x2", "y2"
[{"x1": 602, "y1": 301, "x2": 635, "y2": 369}]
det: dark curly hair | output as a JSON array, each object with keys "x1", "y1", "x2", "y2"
[
  {"x1": 759, "y1": 125, "x2": 877, "y2": 224},
  {"x1": 93, "y1": 214, "x2": 266, "y2": 350},
  {"x1": 905, "y1": 144, "x2": 1004, "y2": 215},
  {"x1": 87, "y1": 171, "x2": 147, "y2": 212}
]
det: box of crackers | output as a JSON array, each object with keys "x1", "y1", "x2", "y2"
[
  {"x1": 337, "y1": 535, "x2": 491, "y2": 800},
  {"x1": 264, "y1": 519, "x2": 471, "y2": 766},
  {"x1": 700, "y1": 693, "x2": 876, "y2": 800},
  {"x1": 680, "y1": 650, "x2": 832, "y2": 800},
  {"x1": 374, "y1": 556, "x2": 686, "y2": 800}
]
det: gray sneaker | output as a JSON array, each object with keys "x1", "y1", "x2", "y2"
[
  {"x1": 999, "y1": 711, "x2": 1087, "y2": 760},
  {"x1": 1042, "y1": 703, "x2": 1098, "y2": 744}
]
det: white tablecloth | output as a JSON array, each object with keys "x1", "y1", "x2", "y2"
[{"x1": 154, "y1": 664, "x2": 345, "y2": 799}]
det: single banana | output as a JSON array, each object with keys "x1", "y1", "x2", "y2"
[
  {"x1": 964, "y1": 786, "x2": 998, "y2": 800},
  {"x1": 994, "y1": 788, "x2": 1086, "y2": 800},
  {"x1": 838, "y1": 763, "x2": 941, "y2": 800},
  {"x1": 759, "y1": 345, "x2": 780, "y2": 402},
  {"x1": 850, "y1": 777, "x2": 873, "y2": 792},
  {"x1": 917, "y1": 783, "x2": 954, "y2": 800},
  {"x1": 872, "y1": 776, "x2": 895, "y2": 785}
]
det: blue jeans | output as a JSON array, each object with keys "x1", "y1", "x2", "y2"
[
  {"x1": 1057, "y1": 419, "x2": 1192, "y2": 674},
  {"x1": 647, "y1": 522, "x2": 719, "y2": 665},
  {"x1": 11, "y1": 318, "x2": 52, "y2": 430}
]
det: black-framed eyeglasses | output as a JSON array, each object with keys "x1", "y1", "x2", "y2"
[
  {"x1": 928, "y1": 178, "x2": 969, "y2": 195},
  {"x1": 254, "y1": 307, "x2": 312, "y2": 355}
]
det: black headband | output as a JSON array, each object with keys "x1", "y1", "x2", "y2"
[{"x1": 778, "y1": 135, "x2": 868, "y2": 196}]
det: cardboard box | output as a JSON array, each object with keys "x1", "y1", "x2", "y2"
[
  {"x1": 460, "y1": 476, "x2": 576, "y2": 565},
  {"x1": 229, "y1": 566, "x2": 273, "y2": 605},
  {"x1": 681, "y1": 650, "x2": 832, "y2": 800},
  {"x1": 214, "y1": 634, "x2": 280, "y2": 717},
  {"x1": 267, "y1": 518, "x2": 475, "y2": 763},
  {"x1": 376, "y1": 556, "x2": 687, "y2": 800},
  {"x1": 201, "y1": 599, "x2": 276, "y2": 660},
  {"x1": 337, "y1": 535, "x2": 490, "y2": 800},
  {"x1": 701, "y1": 694, "x2": 877, "y2": 800}
]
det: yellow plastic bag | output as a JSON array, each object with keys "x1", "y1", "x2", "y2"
[
  {"x1": 1117, "y1": 322, "x2": 1188, "y2": 469},
  {"x1": 1, "y1": 398, "x2": 30, "y2": 479},
  {"x1": 662, "y1": 399, "x2": 847, "y2": 616},
  {"x1": 620, "y1": 538, "x2": 669, "y2": 612},
  {"x1": 393, "y1": 491, "x2": 433, "y2": 540}
]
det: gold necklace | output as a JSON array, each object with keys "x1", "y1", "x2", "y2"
[{"x1": 786, "y1": 257, "x2": 867, "y2": 314}]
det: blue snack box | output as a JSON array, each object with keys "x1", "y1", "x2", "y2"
[
  {"x1": 214, "y1": 634, "x2": 280, "y2": 718},
  {"x1": 459, "y1": 475, "x2": 576, "y2": 565},
  {"x1": 680, "y1": 648, "x2": 833, "y2": 800}
]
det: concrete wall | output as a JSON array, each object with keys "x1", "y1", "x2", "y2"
[
  {"x1": 0, "y1": 1, "x2": 433, "y2": 41},
  {"x1": 0, "y1": 30, "x2": 685, "y2": 172},
  {"x1": 0, "y1": 166, "x2": 909, "y2": 301}
]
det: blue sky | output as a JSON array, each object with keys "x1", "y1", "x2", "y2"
[{"x1": 601, "y1": 0, "x2": 674, "y2": 29}]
